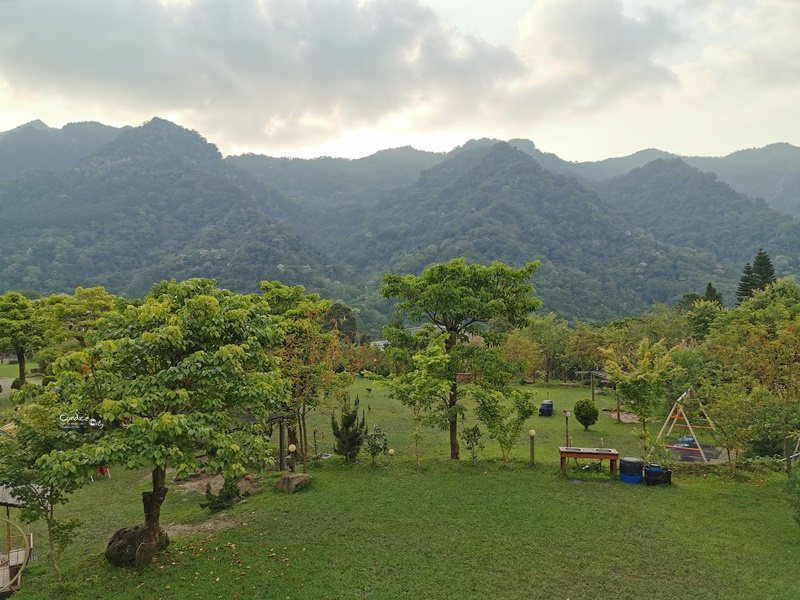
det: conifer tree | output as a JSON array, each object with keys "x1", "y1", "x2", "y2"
[
  {"x1": 703, "y1": 282, "x2": 723, "y2": 306},
  {"x1": 735, "y1": 263, "x2": 757, "y2": 305},
  {"x1": 752, "y1": 248, "x2": 776, "y2": 289}
]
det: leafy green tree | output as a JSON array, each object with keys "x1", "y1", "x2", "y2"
[
  {"x1": 261, "y1": 281, "x2": 351, "y2": 472},
  {"x1": 322, "y1": 301, "x2": 359, "y2": 344},
  {"x1": 376, "y1": 331, "x2": 453, "y2": 466},
  {"x1": 697, "y1": 381, "x2": 756, "y2": 475},
  {"x1": 563, "y1": 323, "x2": 605, "y2": 379},
  {"x1": 48, "y1": 278, "x2": 288, "y2": 567},
  {"x1": 573, "y1": 398, "x2": 599, "y2": 430},
  {"x1": 603, "y1": 338, "x2": 673, "y2": 450},
  {"x1": 36, "y1": 286, "x2": 117, "y2": 371},
  {"x1": 0, "y1": 387, "x2": 87, "y2": 585},
  {"x1": 703, "y1": 278, "x2": 800, "y2": 472},
  {"x1": 0, "y1": 292, "x2": 45, "y2": 384},
  {"x1": 472, "y1": 386, "x2": 535, "y2": 464},
  {"x1": 522, "y1": 313, "x2": 569, "y2": 382},
  {"x1": 381, "y1": 258, "x2": 541, "y2": 459}
]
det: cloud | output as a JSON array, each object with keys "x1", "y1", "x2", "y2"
[
  {"x1": 508, "y1": 0, "x2": 681, "y2": 117},
  {"x1": 0, "y1": 0, "x2": 523, "y2": 151}
]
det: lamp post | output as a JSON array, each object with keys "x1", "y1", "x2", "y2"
[
  {"x1": 563, "y1": 410, "x2": 572, "y2": 446},
  {"x1": 288, "y1": 443, "x2": 297, "y2": 473},
  {"x1": 528, "y1": 430, "x2": 536, "y2": 464}
]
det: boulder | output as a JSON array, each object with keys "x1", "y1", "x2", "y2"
[
  {"x1": 105, "y1": 524, "x2": 170, "y2": 567},
  {"x1": 275, "y1": 472, "x2": 311, "y2": 493}
]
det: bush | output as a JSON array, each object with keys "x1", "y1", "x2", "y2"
[
  {"x1": 460, "y1": 425, "x2": 485, "y2": 461},
  {"x1": 41, "y1": 376, "x2": 56, "y2": 386},
  {"x1": 10, "y1": 378, "x2": 21, "y2": 390},
  {"x1": 201, "y1": 477, "x2": 241, "y2": 513},
  {"x1": 573, "y1": 398, "x2": 599, "y2": 430}
]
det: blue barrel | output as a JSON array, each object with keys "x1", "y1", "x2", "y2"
[{"x1": 620, "y1": 456, "x2": 643, "y2": 484}]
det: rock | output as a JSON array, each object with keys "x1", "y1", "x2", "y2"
[
  {"x1": 105, "y1": 524, "x2": 170, "y2": 567},
  {"x1": 275, "y1": 472, "x2": 311, "y2": 493}
]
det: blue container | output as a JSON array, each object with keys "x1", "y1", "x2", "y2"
[
  {"x1": 620, "y1": 456, "x2": 644, "y2": 484},
  {"x1": 620, "y1": 472, "x2": 643, "y2": 484}
]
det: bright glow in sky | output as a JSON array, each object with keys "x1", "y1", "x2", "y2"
[{"x1": 0, "y1": 0, "x2": 797, "y2": 161}]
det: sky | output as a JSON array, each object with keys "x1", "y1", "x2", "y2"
[{"x1": 0, "y1": 0, "x2": 798, "y2": 161}]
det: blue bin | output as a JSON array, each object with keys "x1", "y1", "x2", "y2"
[{"x1": 620, "y1": 456, "x2": 643, "y2": 484}]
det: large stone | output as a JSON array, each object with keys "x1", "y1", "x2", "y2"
[
  {"x1": 105, "y1": 524, "x2": 170, "y2": 567},
  {"x1": 275, "y1": 472, "x2": 311, "y2": 493}
]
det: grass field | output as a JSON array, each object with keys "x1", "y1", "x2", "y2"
[{"x1": 6, "y1": 378, "x2": 800, "y2": 599}]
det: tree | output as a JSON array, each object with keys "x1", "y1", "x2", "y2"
[
  {"x1": 472, "y1": 386, "x2": 535, "y2": 464},
  {"x1": 563, "y1": 323, "x2": 604, "y2": 379},
  {"x1": 381, "y1": 258, "x2": 541, "y2": 459},
  {"x1": 698, "y1": 381, "x2": 757, "y2": 475},
  {"x1": 603, "y1": 338, "x2": 673, "y2": 450},
  {"x1": 322, "y1": 301, "x2": 359, "y2": 344},
  {"x1": 703, "y1": 278, "x2": 800, "y2": 473},
  {"x1": 331, "y1": 395, "x2": 367, "y2": 463},
  {"x1": 573, "y1": 398, "x2": 599, "y2": 430},
  {"x1": 261, "y1": 282, "x2": 351, "y2": 472},
  {"x1": 703, "y1": 282, "x2": 723, "y2": 306},
  {"x1": 49, "y1": 278, "x2": 288, "y2": 567},
  {"x1": 377, "y1": 331, "x2": 454, "y2": 466},
  {"x1": 0, "y1": 292, "x2": 45, "y2": 384},
  {"x1": 36, "y1": 287, "x2": 117, "y2": 371},
  {"x1": 0, "y1": 387, "x2": 88, "y2": 584},
  {"x1": 736, "y1": 249, "x2": 777, "y2": 304},
  {"x1": 752, "y1": 248, "x2": 776, "y2": 289}
]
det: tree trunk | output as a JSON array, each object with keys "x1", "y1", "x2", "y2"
[
  {"x1": 16, "y1": 350, "x2": 26, "y2": 385},
  {"x1": 46, "y1": 512, "x2": 62, "y2": 585},
  {"x1": 135, "y1": 466, "x2": 168, "y2": 567},
  {"x1": 449, "y1": 381, "x2": 460, "y2": 459}
]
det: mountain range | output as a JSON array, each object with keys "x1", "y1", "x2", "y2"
[{"x1": 1, "y1": 118, "x2": 798, "y2": 334}]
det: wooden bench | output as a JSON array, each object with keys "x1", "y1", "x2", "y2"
[{"x1": 559, "y1": 447, "x2": 619, "y2": 477}]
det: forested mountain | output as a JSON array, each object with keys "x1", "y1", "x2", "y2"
[
  {"x1": 0, "y1": 120, "x2": 123, "y2": 179},
  {"x1": 0, "y1": 118, "x2": 355, "y2": 301},
  {"x1": 596, "y1": 158, "x2": 800, "y2": 278},
  {"x1": 532, "y1": 144, "x2": 800, "y2": 218},
  {"x1": 336, "y1": 143, "x2": 722, "y2": 320},
  {"x1": 1, "y1": 117, "x2": 798, "y2": 334},
  {"x1": 225, "y1": 147, "x2": 445, "y2": 248}
]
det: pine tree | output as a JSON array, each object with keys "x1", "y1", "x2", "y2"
[
  {"x1": 703, "y1": 282, "x2": 723, "y2": 306},
  {"x1": 331, "y1": 395, "x2": 367, "y2": 463},
  {"x1": 735, "y1": 263, "x2": 756, "y2": 305},
  {"x1": 737, "y1": 250, "x2": 777, "y2": 305},
  {"x1": 752, "y1": 248, "x2": 776, "y2": 289}
]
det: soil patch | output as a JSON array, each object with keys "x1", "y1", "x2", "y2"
[{"x1": 601, "y1": 408, "x2": 640, "y2": 424}]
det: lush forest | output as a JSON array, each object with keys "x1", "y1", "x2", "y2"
[{"x1": 1, "y1": 117, "x2": 799, "y2": 334}]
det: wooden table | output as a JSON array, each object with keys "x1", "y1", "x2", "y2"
[{"x1": 559, "y1": 447, "x2": 619, "y2": 477}]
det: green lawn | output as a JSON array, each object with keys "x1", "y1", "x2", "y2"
[{"x1": 8, "y1": 379, "x2": 800, "y2": 599}]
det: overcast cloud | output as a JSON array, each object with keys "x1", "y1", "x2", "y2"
[{"x1": 0, "y1": 0, "x2": 797, "y2": 160}]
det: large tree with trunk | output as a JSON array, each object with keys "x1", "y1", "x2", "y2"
[
  {"x1": 49, "y1": 278, "x2": 288, "y2": 566},
  {"x1": 381, "y1": 258, "x2": 540, "y2": 459}
]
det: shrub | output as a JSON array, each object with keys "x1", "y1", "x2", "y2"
[
  {"x1": 363, "y1": 425, "x2": 388, "y2": 465},
  {"x1": 41, "y1": 376, "x2": 56, "y2": 386},
  {"x1": 201, "y1": 477, "x2": 241, "y2": 513},
  {"x1": 10, "y1": 378, "x2": 21, "y2": 390},
  {"x1": 573, "y1": 398, "x2": 599, "y2": 430},
  {"x1": 460, "y1": 425, "x2": 485, "y2": 461}
]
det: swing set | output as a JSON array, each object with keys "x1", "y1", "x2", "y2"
[
  {"x1": 650, "y1": 389, "x2": 717, "y2": 463},
  {"x1": 1, "y1": 487, "x2": 33, "y2": 597}
]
